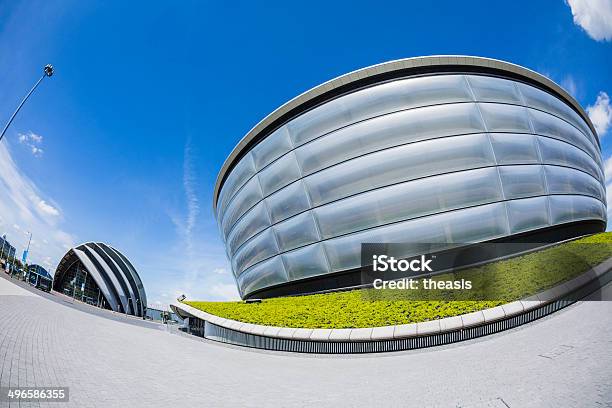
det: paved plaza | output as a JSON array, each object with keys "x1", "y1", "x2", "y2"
[{"x1": 0, "y1": 274, "x2": 611, "y2": 407}]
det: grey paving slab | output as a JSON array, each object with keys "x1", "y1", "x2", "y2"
[
  {"x1": 521, "y1": 299, "x2": 543, "y2": 311},
  {"x1": 327, "y1": 329, "x2": 352, "y2": 341},
  {"x1": 393, "y1": 323, "x2": 417, "y2": 338},
  {"x1": 291, "y1": 328, "x2": 313, "y2": 340},
  {"x1": 276, "y1": 327, "x2": 297, "y2": 339},
  {"x1": 309, "y1": 329, "x2": 332, "y2": 341},
  {"x1": 461, "y1": 310, "x2": 485, "y2": 327},
  {"x1": 262, "y1": 326, "x2": 282, "y2": 337},
  {"x1": 439, "y1": 315, "x2": 463, "y2": 332},
  {"x1": 250, "y1": 324, "x2": 267, "y2": 336},
  {"x1": 370, "y1": 325, "x2": 395, "y2": 340},
  {"x1": 416, "y1": 320, "x2": 441, "y2": 336},
  {"x1": 482, "y1": 306, "x2": 506, "y2": 322},
  {"x1": 500, "y1": 301, "x2": 524, "y2": 316},
  {"x1": 348, "y1": 328, "x2": 372, "y2": 341}
]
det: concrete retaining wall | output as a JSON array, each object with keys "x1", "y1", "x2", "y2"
[{"x1": 171, "y1": 258, "x2": 612, "y2": 353}]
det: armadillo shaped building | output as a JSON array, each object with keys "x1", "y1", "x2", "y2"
[{"x1": 53, "y1": 242, "x2": 147, "y2": 316}]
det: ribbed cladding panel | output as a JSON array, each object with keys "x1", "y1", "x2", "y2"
[
  {"x1": 80, "y1": 244, "x2": 130, "y2": 314},
  {"x1": 213, "y1": 57, "x2": 601, "y2": 208},
  {"x1": 89, "y1": 243, "x2": 137, "y2": 315},
  {"x1": 71, "y1": 247, "x2": 122, "y2": 312},
  {"x1": 98, "y1": 243, "x2": 144, "y2": 316},
  {"x1": 106, "y1": 245, "x2": 148, "y2": 313},
  {"x1": 218, "y1": 73, "x2": 600, "y2": 221}
]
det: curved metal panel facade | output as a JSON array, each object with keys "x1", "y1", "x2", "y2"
[
  {"x1": 216, "y1": 60, "x2": 606, "y2": 299},
  {"x1": 53, "y1": 242, "x2": 147, "y2": 316}
]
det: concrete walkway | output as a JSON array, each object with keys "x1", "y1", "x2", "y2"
[{"x1": 0, "y1": 275, "x2": 611, "y2": 407}]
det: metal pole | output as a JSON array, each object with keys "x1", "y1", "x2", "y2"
[
  {"x1": 0, "y1": 65, "x2": 54, "y2": 143},
  {"x1": 72, "y1": 265, "x2": 78, "y2": 301},
  {"x1": 22, "y1": 231, "x2": 32, "y2": 266},
  {"x1": 82, "y1": 269, "x2": 87, "y2": 303}
]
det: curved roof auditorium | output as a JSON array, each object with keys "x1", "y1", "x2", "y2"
[
  {"x1": 214, "y1": 56, "x2": 606, "y2": 299},
  {"x1": 53, "y1": 242, "x2": 147, "y2": 317}
]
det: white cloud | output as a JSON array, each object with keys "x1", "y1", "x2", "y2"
[
  {"x1": 587, "y1": 92, "x2": 612, "y2": 137},
  {"x1": 606, "y1": 184, "x2": 612, "y2": 225},
  {"x1": 37, "y1": 199, "x2": 60, "y2": 217},
  {"x1": 42, "y1": 256, "x2": 53, "y2": 269},
  {"x1": 17, "y1": 131, "x2": 44, "y2": 157},
  {"x1": 30, "y1": 146, "x2": 43, "y2": 156},
  {"x1": 143, "y1": 251, "x2": 238, "y2": 308},
  {"x1": 604, "y1": 156, "x2": 612, "y2": 182},
  {"x1": 209, "y1": 283, "x2": 240, "y2": 301},
  {"x1": 566, "y1": 0, "x2": 612, "y2": 41},
  {"x1": 603, "y1": 156, "x2": 612, "y2": 222},
  {"x1": 165, "y1": 137, "x2": 209, "y2": 301},
  {"x1": 0, "y1": 141, "x2": 75, "y2": 270},
  {"x1": 29, "y1": 133, "x2": 42, "y2": 143},
  {"x1": 18, "y1": 131, "x2": 43, "y2": 144},
  {"x1": 181, "y1": 138, "x2": 200, "y2": 253},
  {"x1": 148, "y1": 137, "x2": 238, "y2": 308},
  {"x1": 561, "y1": 75, "x2": 578, "y2": 97}
]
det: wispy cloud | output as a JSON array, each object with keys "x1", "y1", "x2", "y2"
[
  {"x1": 0, "y1": 141, "x2": 75, "y2": 271},
  {"x1": 168, "y1": 137, "x2": 201, "y2": 253},
  {"x1": 560, "y1": 75, "x2": 578, "y2": 98},
  {"x1": 143, "y1": 250, "x2": 240, "y2": 309},
  {"x1": 604, "y1": 156, "x2": 612, "y2": 181},
  {"x1": 18, "y1": 131, "x2": 44, "y2": 157},
  {"x1": 178, "y1": 137, "x2": 202, "y2": 295},
  {"x1": 603, "y1": 156, "x2": 612, "y2": 222},
  {"x1": 154, "y1": 136, "x2": 239, "y2": 309},
  {"x1": 566, "y1": 0, "x2": 612, "y2": 41},
  {"x1": 587, "y1": 91, "x2": 612, "y2": 138},
  {"x1": 182, "y1": 137, "x2": 200, "y2": 253},
  {"x1": 209, "y1": 283, "x2": 240, "y2": 300},
  {"x1": 37, "y1": 199, "x2": 60, "y2": 216}
]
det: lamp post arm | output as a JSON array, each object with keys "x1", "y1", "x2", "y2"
[
  {"x1": 0, "y1": 73, "x2": 46, "y2": 143},
  {"x1": 0, "y1": 64, "x2": 53, "y2": 143}
]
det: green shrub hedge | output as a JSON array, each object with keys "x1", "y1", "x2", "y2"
[{"x1": 186, "y1": 232, "x2": 612, "y2": 329}]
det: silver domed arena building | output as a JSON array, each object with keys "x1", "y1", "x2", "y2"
[
  {"x1": 53, "y1": 242, "x2": 147, "y2": 316},
  {"x1": 214, "y1": 56, "x2": 606, "y2": 300}
]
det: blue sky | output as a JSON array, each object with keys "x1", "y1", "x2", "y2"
[{"x1": 0, "y1": 1, "x2": 610, "y2": 308}]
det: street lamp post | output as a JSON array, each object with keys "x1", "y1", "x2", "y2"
[{"x1": 0, "y1": 64, "x2": 54, "y2": 143}]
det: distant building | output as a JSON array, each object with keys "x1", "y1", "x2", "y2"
[
  {"x1": 0, "y1": 235, "x2": 16, "y2": 262},
  {"x1": 28, "y1": 264, "x2": 52, "y2": 279},
  {"x1": 27, "y1": 264, "x2": 53, "y2": 291},
  {"x1": 53, "y1": 242, "x2": 147, "y2": 317}
]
